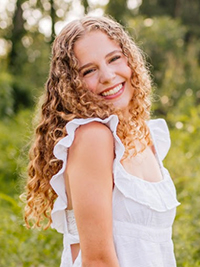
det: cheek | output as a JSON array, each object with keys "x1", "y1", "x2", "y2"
[
  {"x1": 83, "y1": 77, "x2": 98, "y2": 93},
  {"x1": 118, "y1": 61, "x2": 132, "y2": 78},
  {"x1": 125, "y1": 65, "x2": 132, "y2": 78}
]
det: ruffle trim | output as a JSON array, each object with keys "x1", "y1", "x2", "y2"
[
  {"x1": 50, "y1": 115, "x2": 180, "y2": 233},
  {"x1": 114, "y1": 166, "x2": 180, "y2": 212},
  {"x1": 113, "y1": 118, "x2": 180, "y2": 212},
  {"x1": 147, "y1": 119, "x2": 171, "y2": 161},
  {"x1": 50, "y1": 115, "x2": 124, "y2": 233}
]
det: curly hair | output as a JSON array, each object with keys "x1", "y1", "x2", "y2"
[{"x1": 24, "y1": 15, "x2": 152, "y2": 229}]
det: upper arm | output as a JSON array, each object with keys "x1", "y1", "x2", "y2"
[{"x1": 66, "y1": 122, "x2": 117, "y2": 263}]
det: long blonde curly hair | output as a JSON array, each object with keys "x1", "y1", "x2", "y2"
[{"x1": 24, "y1": 16, "x2": 152, "y2": 229}]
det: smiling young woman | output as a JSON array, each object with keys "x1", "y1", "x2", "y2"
[
  {"x1": 74, "y1": 31, "x2": 133, "y2": 115},
  {"x1": 24, "y1": 16, "x2": 180, "y2": 267}
]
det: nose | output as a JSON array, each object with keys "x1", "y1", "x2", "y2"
[{"x1": 99, "y1": 65, "x2": 115, "y2": 84}]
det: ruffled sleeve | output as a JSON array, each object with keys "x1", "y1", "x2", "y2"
[
  {"x1": 147, "y1": 118, "x2": 171, "y2": 161},
  {"x1": 113, "y1": 118, "x2": 180, "y2": 212},
  {"x1": 50, "y1": 114, "x2": 123, "y2": 234}
]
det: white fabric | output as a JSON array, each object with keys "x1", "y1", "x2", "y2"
[{"x1": 50, "y1": 115, "x2": 180, "y2": 267}]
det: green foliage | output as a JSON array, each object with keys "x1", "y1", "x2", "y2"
[
  {"x1": 0, "y1": 193, "x2": 62, "y2": 266},
  {"x1": 0, "y1": 110, "x2": 62, "y2": 266},
  {"x1": 163, "y1": 93, "x2": 200, "y2": 266},
  {"x1": 127, "y1": 16, "x2": 200, "y2": 115},
  {"x1": 0, "y1": 32, "x2": 50, "y2": 117},
  {"x1": 105, "y1": 0, "x2": 133, "y2": 25},
  {"x1": 139, "y1": 0, "x2": 200, "y2": 38},
  {"x1": 0, "y1": 72, "x2": 14, "y2": 117},
  {"x1": 0, "y1": 109, "x2": 32, "y2": 194}
]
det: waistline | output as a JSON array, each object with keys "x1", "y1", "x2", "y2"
[{"x1": 113, "y1": 220, "x2": 172, "y2": 243}]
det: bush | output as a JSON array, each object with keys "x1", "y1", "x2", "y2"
[
  {"x1": 0, "y1": 193, "x2": 62, "y2": 267},
  {"x1": 0, "y1": 110, "x2": 63, "y2": 266}
]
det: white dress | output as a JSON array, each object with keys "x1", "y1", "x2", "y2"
[{"x1": 50, "y1": 115, "x2": 180, "y2": 267}]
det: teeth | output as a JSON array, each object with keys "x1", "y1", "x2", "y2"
[{"x1": 101, "y1": 84, "x2": 123, "y2": 96}]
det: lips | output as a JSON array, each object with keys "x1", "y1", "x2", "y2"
[{"x1": 100, "y1": 83, "x2": 124, "y2": 98}]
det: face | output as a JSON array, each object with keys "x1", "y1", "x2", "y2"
[{"x1": 73, "y1": 31, "x2": 134, "y2": 116}]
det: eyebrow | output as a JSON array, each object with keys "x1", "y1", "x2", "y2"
[{"x1": 78, "y1": 50, "x2": 123, "y2": 72}]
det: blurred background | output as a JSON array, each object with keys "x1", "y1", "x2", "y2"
[{"x1": 0, "y1": 0, "x2": 200, "y2": 266}]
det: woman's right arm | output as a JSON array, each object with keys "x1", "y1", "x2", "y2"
[{"x1": 66, "y1": 122, "x2": 120, "y2": 267}]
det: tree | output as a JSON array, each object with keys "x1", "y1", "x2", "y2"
[
  {"x1": 105, "y1": 0, "x2": 135, "y2": 25},
  {"x1": 0, "y1": 0, "x2": 73, "y2": 117},
  {"x1": 139, "y1": 0, "x2": 200, "y2": 39},
  {"x1": 126, "y1": 16, "x2": 200, "y2": 116}
]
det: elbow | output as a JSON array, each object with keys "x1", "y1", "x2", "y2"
[
  {"x1": 82, "y1": 252, "x2": 119, "y2": 267},
  {"x1": 80, "y1": 237, "x2": 119, "y2": 266},
  {"x1": 82, "y1": 259, "x2": 107, "y2": 267},
  {"x1": 82, "y1": 259, "x2": 115, "y2": 267}
]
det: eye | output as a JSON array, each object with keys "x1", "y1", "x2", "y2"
[
  {"x1": 82, "y1": 68, "x2": 96, "y2": 76},
  {"x1": 109, "y1": 55, "x2": 121, "y2": 63}
]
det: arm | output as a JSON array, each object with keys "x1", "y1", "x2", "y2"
[{"x1": 66, "y1": 122, "x2": 120, "y2": 267}]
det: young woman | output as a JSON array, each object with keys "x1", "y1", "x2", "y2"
[{"x1": 24, "y1": 16, "x2": 180, "y2": 267}]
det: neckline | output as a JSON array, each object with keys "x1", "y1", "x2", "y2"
[
  {"x1": 117, "y1": 156, "x2": 165, "y2": 184},
  {"x1": 115, "y1": 124, "x2": 166, "y2": 184}
]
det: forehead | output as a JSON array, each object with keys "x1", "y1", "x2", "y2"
[{"x1": 73, "y1": 31, "x2": 120, "y2": 63}]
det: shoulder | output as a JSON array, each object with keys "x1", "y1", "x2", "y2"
[
  {"x1": 69, "y1": 121, "x2": 115, "y2": 160},
  {"x1": 75, "y1": 121, "x2": 114, "y2": 146}
]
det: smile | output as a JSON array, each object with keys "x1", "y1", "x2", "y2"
[{"x1": 101, "y1": 83, "x2": 123, "y2": 97}]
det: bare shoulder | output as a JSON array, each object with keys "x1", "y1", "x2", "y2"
[
  {"x1": 68, "y1": 121, "x2": 115, "y2": 165},
  {"x1": 73, "y1": 121, "x2": 114, "y2": 152},
  {"x1": 76, "y1": 121, "x2": 113, "y2": 140}
]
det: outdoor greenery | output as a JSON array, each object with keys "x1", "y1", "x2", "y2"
[{"x1": 0, "y1": 0, "x2": 200, "y2": 266}]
